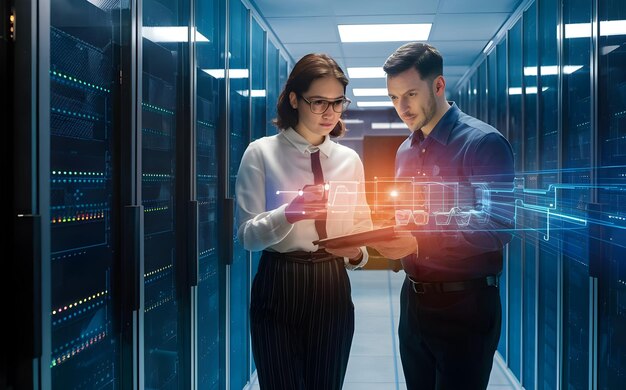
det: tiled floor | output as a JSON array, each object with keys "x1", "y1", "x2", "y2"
[{"x1": 248, "y1": 269, "x2": 520, "y2": 390}]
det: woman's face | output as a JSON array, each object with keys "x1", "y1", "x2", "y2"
[{"x1": 289, "y1": 76, "x2": 345, "y2": 145}]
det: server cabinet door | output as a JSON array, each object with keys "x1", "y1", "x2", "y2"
[
  {"x1": 194, "y1": 0, "x2": 225, "y2": 387},
  {"x1": 7, "y1": 0, "x2": 44, "y2": 386},
  {"x1": 597, "y1": 0, "x2": 626, "y2": 387},
  {"x1": 141, "y1": 0, "x2": 191, "y2": 387},
  {"x1": 561, "y1": 0, "x2": 594, "y2": 388},
  {"x1": 266, "y1": 41, "x2": 279, "y2": 137},
  {"x1": 506, "y1": 19, "x2": 524, "y2": 380},
  {"x1": 48, "y1": 0, "x2": 124, "y2": 388},
  {"x1": 537, "y1": 1, "x2": 560, "y2": 388},
  {"x1": 228, "y1": 1, "x2": 251, "y2": 388},
  {"x1": 522, "y1": 5, "x2": 538, "y2": 389}
]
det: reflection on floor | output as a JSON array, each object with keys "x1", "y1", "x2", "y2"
[{"x1": 248, "y1": 269, "x2": 521, "y2": 390}]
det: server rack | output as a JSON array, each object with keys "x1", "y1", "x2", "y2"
[
  {"x1": 48, "y1": 0, "x2": 126, "y2": 388},
  {"x1": 194, "y1": 0, "x2": 226, "y2": 388},
  {"x1": 7, "y1": 0, "x2": 291, "y2": 388},
  {"x1": 227, "y1": 2, "x2": 250, "y2": 387},
  {"x1": 596, "y1": 0, "x2": 626, "y2": 388},
  {"x1": 454, "y1": 0, "x2": 626, "y2": 388},
  {"x1": 5, "y1": 0, "x2": 134, "y2": 388}
]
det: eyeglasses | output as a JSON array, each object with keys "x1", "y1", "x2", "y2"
[{"x1": 299, "y1": 95, "x2": 351, "y2": 114}]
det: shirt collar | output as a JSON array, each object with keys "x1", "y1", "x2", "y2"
[
  {"x1": 282, "y1": 127, "x2": 333, "y2": 157},
  {"x1": 409, "y1": 129, "x2": 425, "y2": 147},
  {"x1": 423, "y1": 101, "x2": 460, "y2": 146}
]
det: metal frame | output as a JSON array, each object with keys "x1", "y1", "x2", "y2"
[
  {"x1": 120, "y1": 0, "x2": 144, "y2": 387},
  {"x1": 589, "y1": 0, "x2": 599, "y2": 388},
  {"x1": 555, "y1": 1, "x2": 565, "y2": 388},
  {"x1": 38, "y1": 0, "x2": 52, "y2": 386}
]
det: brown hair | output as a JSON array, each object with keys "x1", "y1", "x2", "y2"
[
  {"x1": 273, "y1": 53, "x2": 349, "y2": 137},
  {"x1": 383, "y1": 42, "x2": 443, "y2": 82}
]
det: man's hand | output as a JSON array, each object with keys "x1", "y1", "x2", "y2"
[{"x1": 370, "y1": 232, "x2": 418, "y2": 260}]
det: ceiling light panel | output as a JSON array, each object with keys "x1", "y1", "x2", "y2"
[
  {"x1": 347, "y1": 67, "x2": 386, "y2": 79},
  {"x1": 352, "y1": 88, "x2": 389, "y2": 96},
  {"x1": 356, "y1": 101, "x2": 394, "y2": 107},
  {"x1": 338, "y1": 24, "x2": 432, "y2": 43}
]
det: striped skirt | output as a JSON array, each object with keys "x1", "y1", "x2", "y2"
[{"x1": 250, "y1": 251, "x2": 355, "y2": 390}]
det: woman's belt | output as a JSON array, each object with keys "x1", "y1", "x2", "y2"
[{"x1": 263, "y1": 249, "x2": 340, "y2": 264}]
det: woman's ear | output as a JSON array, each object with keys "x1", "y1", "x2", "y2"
[{"x1": 289, "y1": 92, "x2": 298, "y2": 109}]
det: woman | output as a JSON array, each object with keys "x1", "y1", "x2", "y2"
[{"x1": 235, "y1": 53, "x2": 373, "y2": 389}]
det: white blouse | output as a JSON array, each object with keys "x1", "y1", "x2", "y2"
[{"x1": 235, "y1": 127, "x2": 373, "y2": 268}]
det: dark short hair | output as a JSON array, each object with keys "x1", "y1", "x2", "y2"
[
  {"x1": 274, "y1": 53, "x2": 348, "y2": 137},
  {"x1": 383, "y1": 42, "x2": 443, "y2": 82}
]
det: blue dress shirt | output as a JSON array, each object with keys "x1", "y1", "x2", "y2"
[{"x1": 395, "y1": 102, "x2": 515, "y2": 282}]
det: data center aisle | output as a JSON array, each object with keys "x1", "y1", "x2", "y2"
[{"x1": 248, "y1": 269, "x2": 520, "y2": 390}]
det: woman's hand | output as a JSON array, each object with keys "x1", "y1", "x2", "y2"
[
  {"x1": 285, "y1": 184, "x2": 327, "y2": 223},
  {"x1": 324, "y1": 246, "x2": 361, "y2": 260}
]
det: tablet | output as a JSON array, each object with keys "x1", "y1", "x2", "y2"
[{"x1": 312, "y1": 226, "x2": 399, "y2": 248}]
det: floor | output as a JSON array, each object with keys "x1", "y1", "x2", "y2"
[{"x1": 248, "y1": 269, "x2": 521, "y2": 390}]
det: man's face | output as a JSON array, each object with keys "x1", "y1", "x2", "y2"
[{"x1": 386, "y1": 67, "x2": 439, "y2": 133}]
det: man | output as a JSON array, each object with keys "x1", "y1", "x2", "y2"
[{"x1": 371, "y1": 42, "x2": 515, "y2": 389}]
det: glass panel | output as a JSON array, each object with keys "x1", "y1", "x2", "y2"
[
  {"x1": 524, "y1": 3, "x2": 538, "y2": 174},
  {"x1": 142, "y1": 0, "x2": 188, "y2": 386},
  {"x1": 464, "y1": 82, "x2": 469, "y2": 112},
  {"x1": 562, "y1": 0, "x2": 592, "y2": 387},
  {"x1": 522, "y1": 4, "x2": 538, "y2": 389},
  {"x1": 496, "y1": 38, "x2": 509, "y2": 359},
  {"x1": 478, "y1": 62, "x2": 488, "y2": 121},
  {"x1": 497, "y1": 39, "x2": 508, "y2": 140},
  {"x1": 507, "y1": 19, "x2": 523, "y2": 379},
  {"x1": 228, "y1": 0, "x2": 249, "y2": 197},
  {"x1": 195, "y1": 0, "x2": 224, "y2": 387},
  {"x1": 537, "y1": 244, "x2": 559, "y2": 390},
  {"x1": 229, "y1": 1, "x2": 250, "y2": 388},
  {"x1": 251, "y1": 19, "x2": 266, "y2": 142},
  {"x1": 279, "y1": 54, "x2": 288, "y2": 94},
  {"x1": 459, "y1": 81, "x2": 470, "y2": 112},
  {"x1": 539, "y1": 0, "x2": 560, "y2": 182},
  {"x1": 488, "y1": 51, "x2": 497, "y2": 127},
  {"x1": 468, "y1": 73, "x2": 477, "y2": 117},
  {"x1": 465, "y1": 76, "x2": 471, "y2": 116},
  {"x1": 508, "y1": 235, "x2": 523, "y2": 379},
  {"x1": 248, "y1": 18, "x2": 266, "y2": 375},
  {"x1": 509, "y1": 20, "x2": 523, "y2": 174},
  {"x1": 457, "y1": 84, "x2": 464, "y2": 111},
  {"x1": 523, "y1": 240, "x2": 537, "y2": 390},
  {"x1": 474, "y1": 63, "x2": 483, "y2": 120},
  {"x1": 537, "y1": 0, "x2": 560, "y2": 388},
  {"x1": 597, "y1": 0, "x2": 626, "y2": 388},
  {"x1": 266, "y1": 41, "x2": 279, "y2": 136},
  {"x1": 49, "y1": 0, "x2": 121, "y2": 387}
]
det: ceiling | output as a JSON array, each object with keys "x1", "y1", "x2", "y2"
[{"x1": 251, "y1": 0, "x2": 523, "y2": 109}]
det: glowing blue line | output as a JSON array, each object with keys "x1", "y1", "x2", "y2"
[{"x1": 523, "y1": 189, "x2": 547, "y2": 194}]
